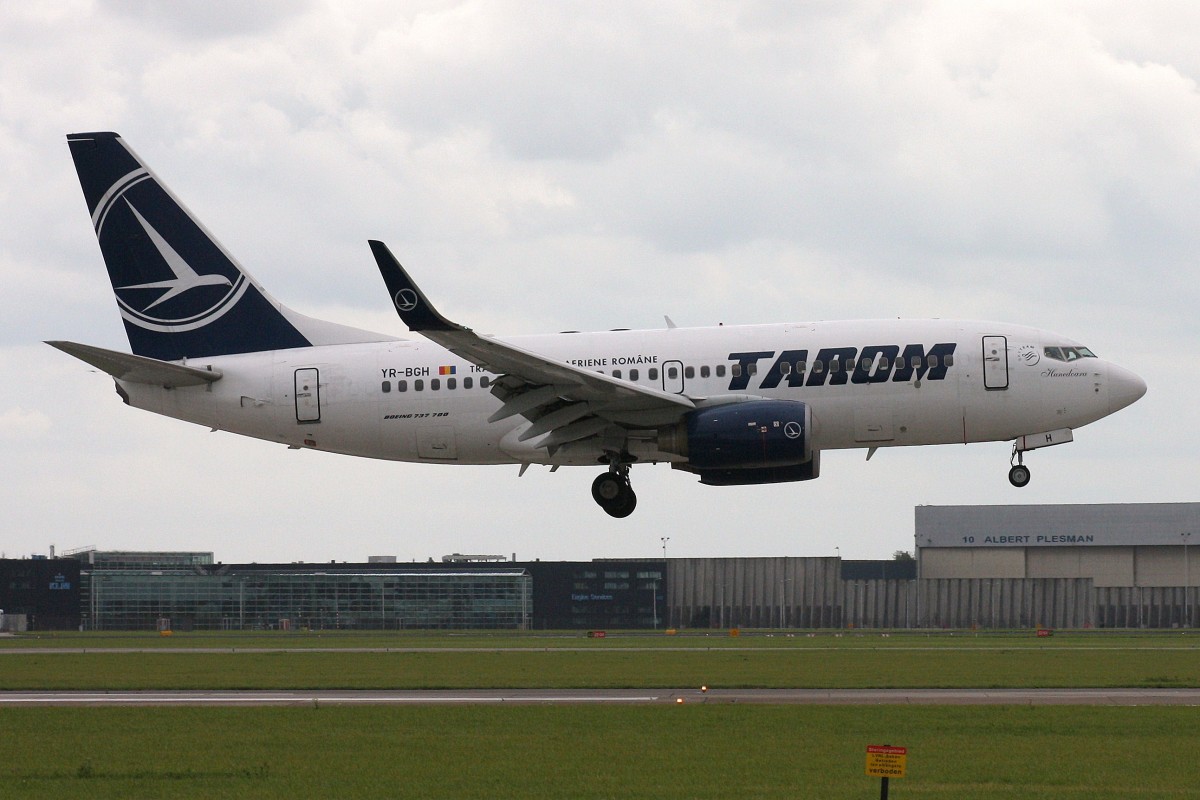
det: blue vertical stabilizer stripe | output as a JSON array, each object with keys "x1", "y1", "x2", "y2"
[{"x1": 67, "y1": 132, "x2": 313, "y2": 359}]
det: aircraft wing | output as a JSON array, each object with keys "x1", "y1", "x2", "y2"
[
  {"x1": 369, "y1": 241, "x2": 694, "y2": 447},
  {"x1": 47, "y1": 341, "x2": 223, "y2": 388}
]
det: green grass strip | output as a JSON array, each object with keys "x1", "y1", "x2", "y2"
[
  {"x1": 4, "y1": 646, "x2": 1200, "y2": 689},
  {"x1": 2, "y1": 705, "x2": 1197, "y2": 799}
]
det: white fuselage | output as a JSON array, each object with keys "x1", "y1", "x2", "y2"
[{"x1": 117, "y1": 319, "x2": 1142, "y2": 469}]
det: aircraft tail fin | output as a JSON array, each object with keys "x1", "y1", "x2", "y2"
[{"x1": 66, "y1": 132, "x2": 389, "y2": 360}]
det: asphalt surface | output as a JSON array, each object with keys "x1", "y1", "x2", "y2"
[
  {"x1": 3, "y1": 688, "x2": 1200, "y2": 706},
  {"x1": 7, "y1": 644, "x2": 1200, "y2": 654}
]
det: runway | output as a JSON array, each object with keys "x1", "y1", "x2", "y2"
[{"x1": 3, "y1": 687, "x2": 1200, "y2": 706}]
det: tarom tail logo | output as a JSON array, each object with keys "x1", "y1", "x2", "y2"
[
  {"x1": 117, "y1": 202, "x2": 232, "y2": 308},
  {"x1": 100, "y1": 173, "x2": 247, "y2": 333}
]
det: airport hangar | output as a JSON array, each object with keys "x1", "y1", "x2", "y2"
[
  {"x1": 2, "y1": 502, "x2": 1197, "y2": 632},
  {"x1": 910, "y1": 502, "x2": 1200, "y2": 629},
  {"x1": 673, "y1": 502, "x2": 1200, "y2": 629}
]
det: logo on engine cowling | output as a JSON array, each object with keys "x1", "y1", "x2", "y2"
[{"x1": 783, "y1": 421, "x2": 802, "y2": 439}]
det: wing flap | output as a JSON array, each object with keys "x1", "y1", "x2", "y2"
[
  {"x1": 47, "y1": 341, "x2": 222, "y2": 387},
  {"x1": 517, "y1": 401, "x2": 593, "y2": 442},
  {"x1": 488, "y1": 384, "x2": 565, "y2": 423}
]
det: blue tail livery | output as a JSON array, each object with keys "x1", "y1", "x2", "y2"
[{"x1": 66, "y1": 132, "x2": 382, "y2": 360}]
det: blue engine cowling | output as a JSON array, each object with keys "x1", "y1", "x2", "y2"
[
  {"x1": 694, "y1": 455, "x2": 821, "y2": 486},
  {"x1": 663, "y1": 399, "x2": 814, "y2": 471}
]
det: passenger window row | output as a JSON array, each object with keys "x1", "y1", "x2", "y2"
[
  {"x1": 382, "y1": 353, "x2": 956, "y2": 394},
  {"x1": 381, "y1": 376, "x2": 492, "y2": 393},
  {"x1": 605, "y1": 354, "x2": 954, "y2": 381},
  {"x1": 606, "y1": 365, "x2": 726, "y2": 381}
]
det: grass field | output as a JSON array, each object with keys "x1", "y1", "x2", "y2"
[
  {"x1": 3, "y1": 705, "x2": 1198, "y2": 799},
  {"x1": 4, "y1": 630, "x2": 1200, "y2": 690},
  {"x1": 5, "y1": 631, "x2": 1200, "y2": 798}
]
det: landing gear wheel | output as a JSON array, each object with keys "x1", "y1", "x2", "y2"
[
  {"x1": 606, "y1": 484, "x2": 637, "y2": 518},
  {"x1": 1008, "y1": 464, "x2": 1031, "y2": 488},
  {"x1": 592, "y1": 473, "x2": 623, "y2": 504},
  {"x1": 592, "y1": 471, "x2": 637, "y2": 517}
]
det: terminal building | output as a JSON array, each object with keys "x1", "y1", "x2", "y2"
[
  {"x1": 2, "y1": 502, "x2": 1197, "y2": 631},
  {"x1": 60, "y1": 550, "x2": 665, "y2": 632}
]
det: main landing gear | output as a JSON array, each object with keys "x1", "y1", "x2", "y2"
[
  {"x1": 592, "y1": 464, "x2": 637, "y2": 518},
  {"x1": 1008, "y1": 445, "x2": 1031, "y2": 488}
]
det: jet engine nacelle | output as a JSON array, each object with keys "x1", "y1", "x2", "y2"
[
  {"x1": 660, "y1": 399, "x2": 814, "y2": 471},
  {"x1": 693, "y1": 454, "x2": 821, "y2": 486}
]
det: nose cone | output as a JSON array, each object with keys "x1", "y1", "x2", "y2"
[{"x1": 1108, "y1": 362, "x2": 1147, "y2": 413}]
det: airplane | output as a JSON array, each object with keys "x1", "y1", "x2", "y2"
[{"x1": 50, "y1": 132, "x2": 1147, "y2": 517}]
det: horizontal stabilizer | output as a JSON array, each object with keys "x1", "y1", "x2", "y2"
[{"x1": 46, "y1": 341, "x2": 222, "y2": 387}]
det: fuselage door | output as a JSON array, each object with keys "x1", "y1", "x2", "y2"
[
  {"x1": 982, "y1": 336, "x2": 1009, "y2": 390},
  {"x1": 294, "y1": 368, "x2": 321, "y2": 422},
  {"x1": 662, "y1": 360, "x2": 685, "y2": 394}
]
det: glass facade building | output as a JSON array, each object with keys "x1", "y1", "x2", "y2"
[
  {"x1": 54, "y1": 550, "x2": 664, "y2": 631},
  {"x1": 523, "y1": 561, "x2": 667, "y2": 629},
  {"x1": 73, "y1": 551, "x2": 531, "y2": 631}
]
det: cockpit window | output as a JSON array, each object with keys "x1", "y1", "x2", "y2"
[{"x1": 1044, "y1": 346, "x2": 1097, "y2": 362}]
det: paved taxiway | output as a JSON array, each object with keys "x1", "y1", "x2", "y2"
[{"x1": 4, "y1": 688, "x2": 1200, "y2": 706}]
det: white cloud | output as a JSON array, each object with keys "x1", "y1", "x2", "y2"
[{"x1": 0, "y1": 2, "x2": 1193, "y2": 563}]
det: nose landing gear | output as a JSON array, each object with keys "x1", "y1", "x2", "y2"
[
  {"x1": 1007, "y1": 428, "x2": 1074, "y2": 487},
  {"x1": 592, "y1": 464, "x2": 637, "y2": 518},
  {"x1": 1008, "y1": 444, "x2": 1031, "y2": 488}
]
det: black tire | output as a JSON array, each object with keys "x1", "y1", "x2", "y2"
[
  {"x1": 604, "y1": 485, "x2": 638, "y2": 518},
  {"x1": 592, "y1": 473, "x2": 623, "y2": 504},
  {"x1": 1008, "y1": 464, "x2": 1031, "y2": 488}
]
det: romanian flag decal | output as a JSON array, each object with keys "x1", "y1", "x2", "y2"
[{"x1": 439, "y1": 365, "x2": 456, "y2": 375}]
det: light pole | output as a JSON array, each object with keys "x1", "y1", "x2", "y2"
[
  {"x1": 1184, "y1": 532, "x2": 1192, "y2": 627},
  {"x1": 652, "y1": 579, "x2": 658, "y2": 630},
  {"x1": 661, "y1": 537, "x2": 670, "y2": 559}
]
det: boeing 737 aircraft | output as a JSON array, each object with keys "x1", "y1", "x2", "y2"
[{"x1": 51, "y1": 132, "x2": 1147, "y2": 517}]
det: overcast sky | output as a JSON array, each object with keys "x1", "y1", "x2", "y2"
[{"x1": 2, "y1": 2, "x2": 1194, "y2": 564}]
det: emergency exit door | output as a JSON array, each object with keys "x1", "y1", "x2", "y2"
[
  {"x1": 982, "y1": 336, "x2": 1009, "y2": 390},
  {"x1": 294, "y1": 368, "x2": 321, "y2": 422},
  {"x1": 662, "y1": 360, "x2": 685, "y2": 394}
]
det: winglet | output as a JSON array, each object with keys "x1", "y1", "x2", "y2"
[{"x1": 368, "y1": 240, "x2": 464, "y2": 333}]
